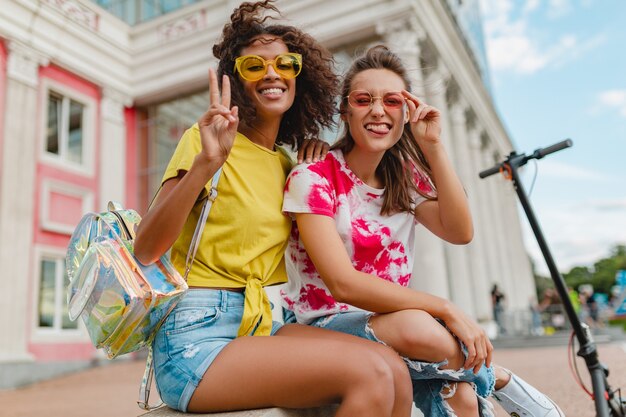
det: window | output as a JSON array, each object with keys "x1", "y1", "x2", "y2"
[
  {"x1": 46, "y1": 91, "x2": 85, "y2": 165},
  {"x1": 93, "y1": 0, "x2": 203, "y2": 25},
  {"x1": 37, "y1": 256, "x2": 77, "y2": 331},
  {"x1": 140, "y1": 92, "x2": 208, "y2": 202}
]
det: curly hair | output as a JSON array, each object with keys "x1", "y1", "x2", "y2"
[
  {"x1": 332, "y1": 45, "x2": 437, "y2": 216},
  {"x1": 212, "y1": 0, "x2": 338, "y2": 150}
]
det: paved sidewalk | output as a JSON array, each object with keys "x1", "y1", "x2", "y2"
[{"x1": 1, "y1": 342, "x2": 625, "y2": 417}]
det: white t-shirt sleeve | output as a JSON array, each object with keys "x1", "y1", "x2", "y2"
[{"x1": 283, "y1": 164, "x2": 335, "y2": 217}]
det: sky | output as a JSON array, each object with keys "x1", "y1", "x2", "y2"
[{"x1": 477, "y1": 0, "x2": 626, "y2": 276}]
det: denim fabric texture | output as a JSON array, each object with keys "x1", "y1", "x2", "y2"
[
  {"x1": 283, "y1": 309, "x2": 496, "y2": 417},
  {"x1": 153, "y1": 289, "x2": 282, "y2": 411}
]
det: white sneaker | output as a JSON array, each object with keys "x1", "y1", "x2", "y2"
[{"x1": 492, "y1": 373, "x2": 565, "y2": 417}]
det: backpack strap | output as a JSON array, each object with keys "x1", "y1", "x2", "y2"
[
  {"x1": 184, "y1": 166, "x2": 223, "y2": 280},
  {"x1": 137, "y1": 166, "x2": 223, "y2": 410},
  {"x1": 137, "y1": 347, "x2": 159, "y2": 410}
]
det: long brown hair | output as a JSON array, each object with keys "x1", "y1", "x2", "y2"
[
  {"x1": 333, "y1": 45, "x2": 436, "y2": 216},
  {"x1": 212, "y1": 0, "x2": 338, "y2": 150}
]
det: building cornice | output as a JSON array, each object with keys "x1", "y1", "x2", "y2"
[
  {"x1": 410, "y1": 0, "x2": 513, "y2": 154},
  {"x1": 6, "y1": 41, "x2": 50, "y2": 87}
]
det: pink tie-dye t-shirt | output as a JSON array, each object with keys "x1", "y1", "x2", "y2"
[{"x1": 281, "y1": 149, "x2": 431, "y2": 324}]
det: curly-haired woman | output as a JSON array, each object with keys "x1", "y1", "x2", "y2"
[{"x1": 134, "y1": 2, "x2": 412, "y2": 416}]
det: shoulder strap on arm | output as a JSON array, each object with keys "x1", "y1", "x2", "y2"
[{"x1": 183, "y1": 167, "x2": 223, "y2": 280}]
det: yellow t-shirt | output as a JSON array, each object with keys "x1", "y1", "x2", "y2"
[{"x1": 162, "y1": 125, "x2": 293, "y2": 336}]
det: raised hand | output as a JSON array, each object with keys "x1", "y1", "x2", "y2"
[
  {"x1": 402, "y1": 90, "x2": 441, "y2": 146},
  {"x1": 197, "y1": 68, "x2": 239, "y2": 165}
]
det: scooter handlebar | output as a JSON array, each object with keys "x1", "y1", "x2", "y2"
[
  {"x1": 478, "y1": 164, "x2": 501, "y2": 179},
  {"x1": 534, "y1": 139, "x2": 573, "y2": 159},
  {"x1": 478, "y1": 139, "x2": 573, "y2": 179}
]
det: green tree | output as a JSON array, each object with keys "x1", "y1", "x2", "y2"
[
  {"x1": 563, "y1": 245, "x2": 626, "y2": 295},
  {"x1": 563, "y1": 266, "x2": 592, "y2": 292}
]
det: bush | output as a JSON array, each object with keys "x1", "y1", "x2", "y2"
[{"x1": 608, "y1": 316, "x2": 626, "y2": 331}]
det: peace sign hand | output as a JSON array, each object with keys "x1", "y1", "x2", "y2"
[
  {"x1": 197, "y1": 68, "x2": 239, "y2": 165},
  {"x1": 402, "y1": 90, "x2": 441, "y2": 147}
]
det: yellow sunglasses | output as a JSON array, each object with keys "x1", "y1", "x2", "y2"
[{"x1": 234, "y1": 53, "x2": 302, "y2": 82}]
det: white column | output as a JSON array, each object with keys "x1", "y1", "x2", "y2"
[
  {"x1": 463, "y1": 127, "x2": 496, "y2": 322},
  {"x1": 469, "y1": 132, "x2": 508, "y2": 335},
  {"x1": 449, "y1": 100, "x2": 497, "y2": 320},
  {"x1": 493, "y1": 176, "x2": 518, "y2": 301},
  {"x1": 479, "y1": 142, "x2": 513, "y2": 322},
  {"x1": 424, "y1": 66, "x2": 474, "y2": 309},
  {"x1": 486, "y1": 157, "x2": 535, "y2": 332},
  {"x1": 0, "y1": 42, "x2": 49, "y2": 362},
  {"x1": 501, "y1": 178, "x2": 536, "y2": 311},
  {"x1": 377, "y1": 21, "x2": 450, "y2": 299},
  {"x1": 376, "y1": 17, "x2": 427, "y2": 97},
  {"x1": 99, "y1": 87, "x2": 132, "y2": 209}
]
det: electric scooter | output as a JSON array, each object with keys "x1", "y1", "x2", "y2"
[{"x1": 479, "y1": 139, "x2": 625, "y2": 417}]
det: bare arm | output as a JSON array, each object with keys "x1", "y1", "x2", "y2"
[
  {"x1": 296, "y1": 212, "x2": 492, "y2": 371},
  {"x1": 134, "y1": 69, "x2": 239, "y2": 264},
  {"x1": 402, "y1": 90, "x2": 473, "y2": 244},
  {"x1": 296, "y1": 213, "x2": 452, "y2": 315},
  {"x1": 134, "y1": 158, "x2": 220, "y2": 264}
]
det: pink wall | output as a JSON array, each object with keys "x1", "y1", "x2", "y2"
[
  {"x1": 125, "y1": 107, "x2": 138, "y2": 209},
  {"x1": 0, "y1": 40, "x2": 7, "y2": 187},
  {"x1": 28, "y1": 65, "x2": 102, "y2": 360},
  {"x1": 29, "y1": 343, "x2": 96, "y2": 361},
  {"x1": 34, "y1": 65, "x2": 101, "y2": 247}
]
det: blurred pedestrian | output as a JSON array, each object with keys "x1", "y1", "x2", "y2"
[{"x1": 491, "y1": 284, "x2": 506, "y2": 334}]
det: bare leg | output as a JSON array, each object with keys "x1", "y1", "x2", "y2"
[
  {"x1": 445, "y1": 382, "x2": 479, "y2": 417},
  {"x1": 369, "y1": 309, "x2": 465, "y2": 368},
  {"x1": 276, "y1": 323, "x2": 413, "y2": 417},
  {"x1": 493, "y1": 365, "x2": 511, "y2": 389},
  {"x1": 370, "y1": 310, "x2": 480, "y2": 417},
  {"x1": 187, "y1": 330, "x2": 401, "y2": 417},
  {"x1": 369, "y1": 310, "x2": 562, "y2": 417}
]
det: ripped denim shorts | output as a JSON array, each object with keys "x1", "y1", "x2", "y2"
[
  {"x1": 153, "y1": 289, "x2": 282, "y2": 412},
  {"x1": 284, "y1": 309, "x2": 496, "y2": 417}
]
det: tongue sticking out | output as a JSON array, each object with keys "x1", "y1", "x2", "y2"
[{"x1": 366, "y1": 124, "x2": 391, "y2": 134}]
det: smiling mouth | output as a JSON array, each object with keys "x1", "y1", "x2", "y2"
[
  {"x1": 259, "y1": 87, "x2": 286, "y2": 96},
  {"x1": 365, "y1": 123, "x2": 391, "y2": 134}
]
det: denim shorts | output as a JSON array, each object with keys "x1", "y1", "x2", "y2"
[
  {"x1": 284, "y1": 309, "x2": 496, "y2": 417},
  {"x1": 153, "y1": 289, "x2": 282, "y2": 411}
]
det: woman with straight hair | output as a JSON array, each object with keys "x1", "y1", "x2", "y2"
[{"x1": 282, "y1": 45, "x2": 565, "y2": 417}]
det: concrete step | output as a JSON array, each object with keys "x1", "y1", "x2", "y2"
[
  {"x1": 140, "y1": 405, "x2": 338, "y2": 417},
  {"x1": 492, "y1": 326, "x2": 626, "y2": 349}
]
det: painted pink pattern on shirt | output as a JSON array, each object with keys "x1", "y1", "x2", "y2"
[
  {"x1": 281, "y1": 290, "x2": 296, "y2": 310},
  {"x1": 298, "y1": 284, "x2": 337, "y2": 310},
  {"x1": 374, "y1": 241, "x2": 411, "y2": 286},
  {"x1": 283, "y1": 169, "x2": 298, "y2": 193},
  {"x1": 351, "y1": 218, "x2": 410, "y2": 285},
  {"x1": 309, "y1": 153, "x2": 356, "y2": 198},
  {"x1": 306, "y1": 180, "x2": 334, "y2": 216},
  {"x1": 351, "y1": 217, "x2": 389, "y2": 274},
  {"x1": 282, "y1": 150, "x2": 425, "y2": 324},
  {"x1": 412, "y1": 163, "x2": 435, "y2": 196}
]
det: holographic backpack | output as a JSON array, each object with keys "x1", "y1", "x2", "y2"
[
  {"x1": 65, "y1": 168, "x2": 222, "y2": 409},
  {"x1": 65, "y1": 201, "x2": 188, "y2": 359}
]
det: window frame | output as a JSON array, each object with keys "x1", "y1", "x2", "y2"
[
  {"x1": 39, "y1": 78, "x2": 96, "y2": 176},
  {"x1": 40, "y1": 180, "x2": 94, "y2": 235},
  {"x1": 31, "y1": 246, "x2": 88, "y2": 342}
]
